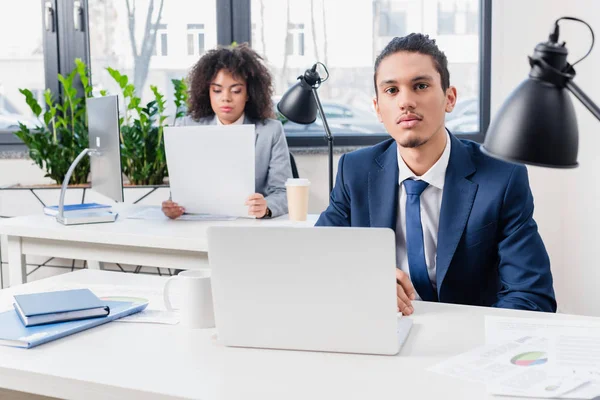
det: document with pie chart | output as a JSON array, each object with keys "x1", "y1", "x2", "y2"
[{"x1": 428, "y1": 336, "x2": 590, "y2": 398}]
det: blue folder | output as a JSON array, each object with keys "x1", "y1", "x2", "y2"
[{"x1": 0, "y1": 300, "x2": 148, "y2": 348}]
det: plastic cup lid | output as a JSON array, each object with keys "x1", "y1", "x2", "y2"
[{"x1": 285, "y1": 178, "x2": 311, "y2": 186}]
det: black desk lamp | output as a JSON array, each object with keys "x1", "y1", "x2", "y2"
[
  {"x1": 278, "y1": 63, "x2": 334, "y2": 193},
  {"x1": 481, "y1": 17, "x2": 600, "y2": 168}
]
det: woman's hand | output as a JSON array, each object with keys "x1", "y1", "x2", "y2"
[
  {"x1": 162, "y1": 200, "x2": 185, "y2": 219},
  {"x1": 245, "y1": 193, "x2": 267, "y2": 218}
]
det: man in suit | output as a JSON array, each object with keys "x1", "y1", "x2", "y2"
[{"x1": 316, "y1": 33, "x2": 556, "y2": 314}]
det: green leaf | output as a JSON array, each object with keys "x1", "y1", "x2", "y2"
[
  {"x1": 75, "y1": 58, "x2": 90, "y2": 95},
  {"x1": 57, "y1": 73, "x2": 67, "y2": 88},
  {"x1": 43, "y1": 112, "x2": 52, "y2": 127},
  {"x1": 44, "y1": 89, "x2": 54, "y2": 107},
  {"x1": 106, "y1": 67, "x2": 124, "y2": 88},
  {"x1": 19, "y1": 88, "x2": 43, "y2": 117},
  {"x1": 129, "y1": 97, "x2": 141, "y2": 110}
]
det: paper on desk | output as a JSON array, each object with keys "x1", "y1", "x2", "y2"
[
  {"x1": 116, "y1": 309, "x2": 179, "y2": 325},
  {"x1": 429, "y1": 336, "x2": 589, "y2": 398},
  {"x1": 86, "y1": 284, "x2": 182, "y2": 312},
  {"x1": 485, "y1": 316, "x2": 600, "y2": 399},
  {"x1": 127, "y1": 207, "x2": 237, "y2": 221},
  {"x1": 485, "y1": 316, "x2": 600, "y2": 345}
]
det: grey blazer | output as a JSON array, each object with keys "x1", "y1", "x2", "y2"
[{"x1": 176, "y1": 115, "x2": 292, "y2": 217}]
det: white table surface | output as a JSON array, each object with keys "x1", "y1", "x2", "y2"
[
  {"x1": 0, "y1": 205, "x2": 318, "y2": 252},
  {"x1": 0, "y1": 205, "x2": 318, "y2": 286},
  {"x1": 0, "y1": 269, "x2": 595, "y2": 400}
]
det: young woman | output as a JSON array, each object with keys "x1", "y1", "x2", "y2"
[{"x1": 162, "y1": 44, "x2": 292, "y2": 219}]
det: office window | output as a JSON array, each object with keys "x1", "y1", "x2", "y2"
[
  {"x1": 88, "y1": 0, "x2": 217, "y2": 116},
  {"x1": 437, "y1": 1, "x2": 457, "y2": 35},
  {"x1": 438, "y1": 0, "x2": 479, "y2": 36},
  {"x1": 0, "y1": 0, "x2": 45, "y2": 146},
  {"x1": 252, "y1": 0, "x2": 485, "y2": 143},
  {"x1": 187, "y1": 23, "x2": 206, "y2": 56},
  {"x1": 466, "y1": 2, "x2": 478, "y2": 34},
  {"x1": 152, "y1": 24, "x2": 169, "y2": 56},
  {"x1": 286, "y1": 23, "x2": 305, "y2": 56},
  {"x1": 378, "y1": 2, "x2": 407, "y2": 37}
]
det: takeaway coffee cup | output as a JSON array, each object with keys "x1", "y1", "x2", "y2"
[{"x1": 285, "y1": 178, "x2": 311, "y2": 221}]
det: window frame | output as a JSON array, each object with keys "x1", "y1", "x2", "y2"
[
  {"x1": 0, "y1": 0, "x2": 491, "y2": 150},
  {"x1": 151, "y1": 23, "x2": 169, "y2": 57},
  {"x1": 187, "y1": 23, "x2": 206, "y2": 56}
]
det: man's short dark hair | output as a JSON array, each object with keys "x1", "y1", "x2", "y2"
[{"x1": 374, "y1": 33, "x2": 450, "y2": 95}]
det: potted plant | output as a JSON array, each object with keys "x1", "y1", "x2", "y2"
[
  {"x1": 1, "y1": 60, "x2": 189, "y2": 218},
  {"x1": 14, "y1": 58, "x2": 92, "y2": 185},
  {"x1": 106, "y1": 68, "x2": 188, "y2": 186}
]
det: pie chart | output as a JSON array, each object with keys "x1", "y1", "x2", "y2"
[{"x1": 510, "y1": 351, "x2": 548, "y2": 366}]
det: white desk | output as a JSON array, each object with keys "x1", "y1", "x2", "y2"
[
  {"x1": 0, "y1": 206, "x2": 317, "y2": 287},
  {"x1": 0, "y1": 270, "x2": 595, "y2": 400}
]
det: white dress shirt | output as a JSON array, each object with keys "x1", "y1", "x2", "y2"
[
  {"x1": 396, "y1": 133, "x2": 451, "y2": 300},
  {"x1": 216, "y1": 113, "x2": 245, "y2": 125}
]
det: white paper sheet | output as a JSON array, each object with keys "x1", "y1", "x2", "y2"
[
  {"x1": 485, "y1": 316, "x2": 600, "y2": 344},
  {"x1": 429, "y1": 336, "x2": 589, "y2": 398},
  {"x1": 164, "y1": 125, "x2": 255, "y2": 217},
  {"x1": 127, "y1": 206, "x2": 237, "y2": 221},
  {"x1": 485, "y1": 316, "x2": 600, "y2": 399},
  {"x1": 116, "y1": 309, "x2": 180, "y2": 325}
]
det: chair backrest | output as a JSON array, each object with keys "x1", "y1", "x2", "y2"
[{"x1": 289, "y1": 152, "x2": 299, "y2": 179}]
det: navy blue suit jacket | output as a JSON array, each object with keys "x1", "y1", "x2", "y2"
[{"x1": 316, "y1": 134, "x2": 556, "y2": 312}]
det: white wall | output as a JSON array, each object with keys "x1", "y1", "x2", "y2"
[
  {"x1": 492, "y1": 0, "x2": 600, "y2": 315},
  {"x1": 0, "y1": 159, "x2": 52, "y2": 187}
]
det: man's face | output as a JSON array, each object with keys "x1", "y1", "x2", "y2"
[{"x1": 373, "y1": 51, "x2": 456, "y2": 148}]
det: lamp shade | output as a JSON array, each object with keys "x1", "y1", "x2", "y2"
[
  {"x1": 481, "y1": 78, "x2": 579, "y2": 168},
  {"x1": 277, "y1": 79, "x2": 317, "y2": 124}
]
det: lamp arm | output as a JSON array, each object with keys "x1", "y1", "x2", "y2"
[
  {"x1": 58, "y1": 148, "x2": 95, "y2": 220},
  {"x1": 311, "y1": 88, "x2": 333, "y2": 141},
  {"x1": 311, "y1": 88, "x2": 334, "y2": 194},
  {"x1": 565, "y1": 80, "x2": 600, "y2": 122}
]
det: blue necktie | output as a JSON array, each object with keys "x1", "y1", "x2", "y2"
[{"x1": 403, "y1": 179, "x2": 437, "y2": 302}]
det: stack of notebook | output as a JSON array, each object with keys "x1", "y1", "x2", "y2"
[
  {"x1": 0, "y1": 289, "x2": 147, "y2": 348},
  {"x1": 43, "y1": 203, "x2": 112, "y2": 217}
]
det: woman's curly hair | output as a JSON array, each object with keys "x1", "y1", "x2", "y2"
[{"x1": 187, "y1": 43, "x2": 274, "y2": 122}]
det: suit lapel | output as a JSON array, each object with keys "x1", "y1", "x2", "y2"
[
  {"x1": 435, "y1": 134, "x2": 478, "y2": 293},
  {"x1": 368, "y1": 141, "x2": 399, "y2": 229}
]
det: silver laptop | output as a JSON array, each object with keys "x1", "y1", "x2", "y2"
[{"x1": 207, "y1": 226, "x2": 413, "y2": 355}]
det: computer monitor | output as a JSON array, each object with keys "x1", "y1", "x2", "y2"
[{"x1": 86, "y1": 95, "x2": 124, "y2": 203}]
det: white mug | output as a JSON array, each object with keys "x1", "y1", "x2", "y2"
[{"x1": 163, "y1": 269, "x2": 215, "y2": 329}]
